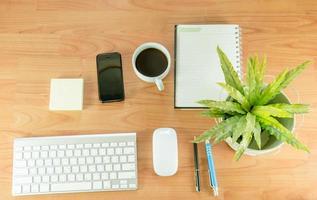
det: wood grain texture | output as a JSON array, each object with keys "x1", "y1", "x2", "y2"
[{"x1": 1, "y1": 0, "x2": 317, "y2": 199}]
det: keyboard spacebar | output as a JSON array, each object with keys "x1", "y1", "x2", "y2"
[{"x1": 51, "y1": 182, "x2": 92, "y2": 192}]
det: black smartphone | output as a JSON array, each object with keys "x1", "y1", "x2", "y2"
[{"x1": 96, "y1": 52, "x2": 125, "y2": 103}]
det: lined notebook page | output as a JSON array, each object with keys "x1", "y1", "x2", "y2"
[{"x1": 175, "y1": 24, "x2": 241, "y2": 108}]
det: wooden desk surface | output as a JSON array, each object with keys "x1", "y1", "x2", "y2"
[{"x1": 1, "y1": 0, "x2": 317, "y2": 199}]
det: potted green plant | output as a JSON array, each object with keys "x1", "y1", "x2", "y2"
[{"x1": 194, "y1": 47, "x2": 310, "y2": 161}]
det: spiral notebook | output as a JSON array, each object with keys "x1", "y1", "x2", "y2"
[{"x1": 174, "y1": 24, "x2": 242, "y2": 108}]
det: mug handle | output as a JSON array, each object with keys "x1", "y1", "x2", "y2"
[{"x1": 155, "y1": 79, "x2": 164, "y2": 91}]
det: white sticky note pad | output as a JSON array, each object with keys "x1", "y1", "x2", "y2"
[{"x1": 49, "y1": 78, "x2": 84, "y2": 111}]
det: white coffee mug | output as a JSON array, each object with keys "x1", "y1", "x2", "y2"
[{"x1": 132, "y1": 42, "x2": 171, "y2": 91}]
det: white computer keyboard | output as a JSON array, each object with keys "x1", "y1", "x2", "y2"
[{"x1": 12, "y1": 133, "x2": 137, "y2": 196}]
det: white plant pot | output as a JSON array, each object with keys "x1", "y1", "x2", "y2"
[{"x1": 222, "y1": 92, "x2": 295, "y2": 156}]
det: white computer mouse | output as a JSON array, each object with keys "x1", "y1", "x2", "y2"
[{"x1": 152, "y1": 128, "x2": 178, "y2": 176}]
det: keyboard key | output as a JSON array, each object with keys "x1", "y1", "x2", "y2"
[
  {"x1": 74, "y1": 150, "x2": 81, "y2": 157},
  {"x1": 122, "y1": 163, "x2": 135, "y2": 171},
  {"x1": 103, "y1": 156, "x2": 110, "y2": 163},
  {"x1": 118, "y1": 172, "x2": 135, "y2": 179},
  {"x1": 95, "y1": 156, "x2": 102, "y2": 164},
  {"x1": 84, "y1": 144, "x2": 92, "y2": 148},
  {"x1": 57, "y1": 150, "x2": 65, "y2": 157},
  {"x1": 123, "y1": 147, "x2": 135, "y2": 154},
  {"x1": 53, "y1": 158, "x2": 61, "y2": 166},
  {"x1": 93, "y1": 143, "x2": 101, "y2": 148},
  {"x1": 78, "y1": 157, "x2": 85, "y2": 164},
  {"x1": 42, "y1": 175, "x2": 49, "y2": 182},
  {"x1": 32, "y1": 146, "x2": 40, "y2": 151},
  {"x1": 51, "y1": 182, "x2": 92, "y2": 192},
  {"x1": 62, "y1": 158, "x2": 69, "y2": 165},
  {"x1": 72, "y1": 166, "x2": 79, "y2": 173},
  {"x1": 127, "y1": 141, "x2": 135, "y2": 146},
  {"x1": 114, "y1": 164, "x2": 121, "y2": 171},
  {"x1": 68, "y1": 174, "x2": 75, "y2": 182},
  {"x1": 84, "y1": 173, "x2": 92, "y2": 181},
  {"x1": 101, "y1": 172, "x2": 109, "y2": 180},
  {"x1": 70, "y1": 158, "x2": 77, "y2": 165},
  {"x1": 103, "y1": 181, "x2": 111, "y2": 189},
  {"x1": 105, "y1": 164, "x2": 112, "y2": 171},
  {"x1": 15, "y1": 160, "x2": 27, "y2": 168},
  {"x1": 44, "y1": 159, "x2": 52, "y2": 166},
  {"x1": 14, "y1": 152, "x2": 23, "y2": 160},
  {"x1": 99, "y1": 148, "x2": 106, "y2": 155},
  {"x1": 55, "y1": 167, "x2": 62, "y2": 174},
  {"x1": 128, "y1": 155, "x2": 135, "y2": 162},
  {"x1": 59, "y1": 145, "x2": 66, "y2": 149},
  {"x1": 63, "y1": 166, "x2": 71, "y2": 173},
  {"x1": 40, "y1": 151, "x2": 48, "y2": 158},
  {"x1": 110, "y1": 172, "x2": 117, "y2": 179},
  {"x1": 67, "y1": 144, "x2": 75, "y2": 149},
  {"x1": 88, "y1": 165, "x2": 96, "y2": 172},
  {"x1": 24, "y1": 152, "x2": 31, "y2": 159},
  {"x1": 34, "y1": 176, "x2": 41, "y2": 183},
  {"x1": 51, "y1": 175, "x2": 58, "y2": 182},
  {"x1": 112, "y1": 184, "x2": 119, "y2": 189},
  {"x1": 38, "y1": 167, "x2": 45, "y2": 175},
  {"x1": 31, "y1": 184, "x2": 39, "y2": 193},
  {"x1": 90, "y1": 149, "x2": 98, "y2": 156},
  {"x1": 76, "y1": 144, "x2": 83, "y2": 148},
  {"x1": 115, "y1": 148, "x2": 123, "y2": 155},
  {"x1": 83, "y1": 149, "x2": 89, "y2": 156},
  {"x1": 41, "y1": 146, "x2": 49, "y2": 151},
  {"x1": 129, "y1": 183, "x2": 137, "y2": 188},
  {"x1": 102, "y1": 143, "x2": 109, "y2": 147},
  {"x1": 120, "y1": 156, "x2": 127, "y2": 163},
  {"x1": 66, "y1": 150, "x2": 73, "y2": 157},
  {"x1": 39, "y1": 183, "x2": 49, "y2": 192},
  {"x1": 29, "y1": 168, "x2": 37, "y2": 175},
  {"x1": 24, "y1": 146, "x2": 31, "y2": 151},
  {"x1": 15, "y1": 176, "x2": 32, "y2": 184},
  {"x1": 80, "y1": 165, "x2": 88, "y2": 173},
  {"x1": 32, "y1": 151, "x2": 39, "y2": 159},
  {"x1": 120, "y1": 184, "x2": 128, "y2": 189},
  {"x1": 47, "y1": 167, "x2": 54, "y2": 174},
  {"x1": 76, "y1": 173, "x2": 84, "y2": 181},
  {"x1": 22, "y1": 184, "x2": 31, "y2": 193},
  {"x1": 107, "y1": 148, "x2": 114, "y2": 155},
  {"x1": 110, "y1": 142, "x2": 117, "y2": 147},
  {"x1": 36, "y1": 159, "x2": 44, "y2": 167},
  {"x1": 27, "y1": 159, "x2": 35, "y2": 167},
  {"x1": 93, "y1": 173, "x2": 100, "y2": 180},
  {"x1": 59, "y1": 174, "x2": 66, "y2": 182},
  {"x1": 14, "y1": 168, "x2": 28, "y2": 176},
  {"x1": 49, "y1": 151, "x2": 57, "y2": 158},
  {"x1": 87, "y1": 157, "x2": 94, "y2": 164},
  {"x1": 93, "y1": 181, "x2": 102, "y2": 189},
  {"x1": 50, "y1": 145, "x2": 58, "y2": 150},
  {"x1": 111, "y1": 156, "x2": 119, "y2": 163},
  {"x1": 97, "y1": 164, "x2": 104, "y2": 172},
  {"x1": 118, "y1": 142, "x2": 126, "y2": 147}
]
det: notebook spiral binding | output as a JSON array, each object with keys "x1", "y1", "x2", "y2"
[{"x1": 235, "y1": 26, "x2": 242, "y2": 79}]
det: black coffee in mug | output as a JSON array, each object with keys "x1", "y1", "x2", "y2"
[{"x1": 135, "y1": 48, "x2": 168, "y2": 77}]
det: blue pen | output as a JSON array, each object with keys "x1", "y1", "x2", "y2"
[{"x1": 205, "y1": 140, "x2": 219, "y2": 196}]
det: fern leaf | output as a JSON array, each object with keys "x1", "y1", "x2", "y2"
[
  {"x1": 197, "y1": 100, "x2": 246, "y2": 114},
  {"x1": 201, "y1": 110, "x2": 227, "y2": 118},
  {"x1": 217, "y1": 82, "x2": 251, "y2": 111},
  {"x1": 279, "y1": 61, "x2": 310, "y2": 89},
  {"x1": 253, "y1": 121, "x2": 262, "y2": 149},
  {"x1": 257, "y1": 61, "x2": 310, "y2": 105},
  {"x1": 269, "y1": 103, "x2": 309, "y2": 114},
  {"x1": 233, "y1": 113, "x2": 256, "y2": 161},
  {"x1": 193, "y1": 116, "x2": 241, "y2": 143},
  {"x1": 232, "y1": 116, "x2": 246, "y2": 142},
  {"x1": 256, "y1": 70, "x2": 288, "y2": 105},
  {"x1": 256, "y1": 115, "x2": 309, "y2": 152},
  {"x1": 217, "y1": 46, "x2": 244, "y2": 94},
  {"x1": 252, "y1": 105, "x2": 293, "y2": 118},
  {"x1": 246, "y1": 57, "x2": 257, "y2": 104}
]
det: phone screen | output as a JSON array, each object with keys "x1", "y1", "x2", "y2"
[{"x1": 96, "y1": 53, "x2": 124, "y2": 102}]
